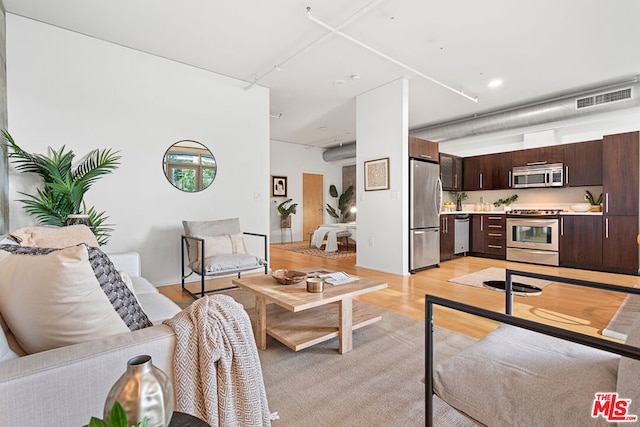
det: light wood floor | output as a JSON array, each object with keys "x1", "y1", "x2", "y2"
[{"x1": 159, "y1": 243, "x2": 640, "y2": 340}]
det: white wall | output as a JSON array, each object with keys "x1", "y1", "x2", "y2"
[
  {"x1": 269, "y1": 140, "x2": 344, "y2": 243},
  {"x1": 356, "y1": 78, "x2": 409, "y2": 275},
  {"x1": 6, "y1": 15, "x2": 270, "y2": 285}
]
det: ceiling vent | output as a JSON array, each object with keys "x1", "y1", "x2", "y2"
[
  {"x1": 576, "y1": 87, "x2": 632, "y2": 110},
  {"x1": 412, "y1": 79, "x2": 640, "y2": 142}
]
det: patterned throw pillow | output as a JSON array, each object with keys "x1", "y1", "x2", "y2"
[{"x1": 0, "y1": 244, "x2": 151, "y2": 354}]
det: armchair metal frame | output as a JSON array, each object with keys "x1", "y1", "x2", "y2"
[
  {"x1": 181, "y1": 231, "x2": 268, "y2": 299},
  {"x1": 425, "y1": 269, "x2": 640, "y2": 427}
]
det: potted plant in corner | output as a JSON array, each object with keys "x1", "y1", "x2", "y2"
[
  {"x1": 277, "y1": 198, "x2": 298, "y2": 228},
  {"x1": 326, "y1": 184, "x2": 354, "y2": 223},
  {"x1": 3, "y1": 130, "x2": 121, "y2": 245}
]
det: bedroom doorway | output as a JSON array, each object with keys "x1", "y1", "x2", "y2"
[{"x1": 303, "y1": 173, "x2": 324, "y2": 240}]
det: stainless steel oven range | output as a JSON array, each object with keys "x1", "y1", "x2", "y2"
[{"x1": 506, "y1": 209, "x2": 562, "y2": 266}]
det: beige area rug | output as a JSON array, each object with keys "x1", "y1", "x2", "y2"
[
  {"x1": 277, "y1": 243, "x2": 356, "y2": 260},
  {"x1": 448, "y1": 267, "x2": 553, "y2": 292},
  {"x1": 184, "y1": 286, "x2": 479, "y2": 426},
  {"x1": 602, "y1": 286, "x2": 640, "y2": 341}
]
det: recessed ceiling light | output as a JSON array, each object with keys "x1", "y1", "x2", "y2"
[
  {"x1": 319, "y1": 126, "x2": 327, "y2": 131},
  {"x1": 488, "y1": 79, "x2": 503, "y2": 88},
  {"x1": 333, "y1": 79, "x2": 345, "y2": 86}
]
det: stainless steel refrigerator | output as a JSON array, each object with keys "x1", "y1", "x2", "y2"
[{"x1": 409, "y1": 158, "x2": 442, "y2": 272}]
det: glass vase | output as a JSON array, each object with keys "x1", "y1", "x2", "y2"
[{"x1": 104, "y1": 355, "x2": 174, "y2": 427}]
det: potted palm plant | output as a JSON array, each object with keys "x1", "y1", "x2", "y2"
[
  {"x1": 326, "y1": 184, "x2": 354, "y2": 223},
  {"x1": 277, "y1": 198, "x2": 298, "y2": 228},
  {"x1": 3, "y1": 130, "x2": 121, "y2": 245}
]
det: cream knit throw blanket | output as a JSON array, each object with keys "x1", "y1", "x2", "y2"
[{"x1": 164, "y1": 295, "x2": 271, "y2": 426}]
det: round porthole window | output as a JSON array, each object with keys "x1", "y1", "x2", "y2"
[{"x1": 163, "y1": 140, "x2": 217, "y2": 192}]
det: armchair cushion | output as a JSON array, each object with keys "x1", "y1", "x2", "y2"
[
  {"x1": 0, "y1": 244, "x2": 152, "y2": 354},
  {"x1": 192, "y1": 253, "x2": 264, "y2": 275},
  {"x1": 433, "y1": 324, "x2": 619, "y2": 427}
]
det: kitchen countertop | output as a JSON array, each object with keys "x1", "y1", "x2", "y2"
[{"x1": 441, "y1": 210, "x2": 603, "y2": 215}]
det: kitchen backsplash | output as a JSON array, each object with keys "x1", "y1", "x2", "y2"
[{"x1": 444, "y1": 186, "x2": 603, "y2": 211}]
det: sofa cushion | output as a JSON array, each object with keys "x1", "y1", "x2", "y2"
[
  {"x1": 0, "y1": 244, "x2": 152, "y2": 354},
  {"x1": 616, "y1": 313, "x2": 640, "y2": 423},
  {"x1": 136, "y1": 293, "x2": 182, "y2": 325},
  {"x1": 434, "y1": 324, "x2": 620, "y2": 427},
  {"x1": 9, "y1": 225, "x2": 99, "y2": 248},
  {"x1": 0, "y1": 322, "x2": 18, "y2": 362}
]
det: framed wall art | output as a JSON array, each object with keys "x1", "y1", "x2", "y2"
[
  {"x1": 364, "y1": 157, "x2": 390, "y2": 191},
  {"x1": 271, "y1": 175, "x2": 288, "y2": 197}
]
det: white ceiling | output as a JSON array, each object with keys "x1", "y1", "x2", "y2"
[{"x1": 5, "y1": 0, "x2": 640, "y2": 148}]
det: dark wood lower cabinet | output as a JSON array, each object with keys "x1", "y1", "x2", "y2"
[
  {"x1": 603, "y1": 215, "x2": 639, "y2": 275},
  {"x1": 559, "y1": 214, "x2": 638, "y2": 275},
  {"x1": 440, "y1": 215, "x2": 455, "y2": 261},
  {"x1": 560, "y1": 215, "x2": 602, "y2": 269},
  {"x1": 469, "y1": 214, "x2": 505, "y2": 259}
]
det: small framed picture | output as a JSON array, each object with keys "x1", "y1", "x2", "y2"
[
  {"x1": 271, "y1": 175, "x2": 288, "y2": 197},
  {"x1": 364, "y1": 157, "x2": 390, "y2": 191}
]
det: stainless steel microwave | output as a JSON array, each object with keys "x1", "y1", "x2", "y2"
[{"x1": 512, "y1": 163, "x2": 564, "y2": 188}]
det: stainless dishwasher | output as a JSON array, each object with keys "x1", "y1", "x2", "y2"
[{"x1": 454, "y1": 214, "x2": 469, "y2": 254}]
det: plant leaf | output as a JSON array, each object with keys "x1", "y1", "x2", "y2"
[
  {"x1": 329, "y1": 184, "x2": 338, "y2": 198},
  {"x1": 88, "y1": 417, "x2": 108, "y2": 427},
  {"x1": 108, "y1": 401, "x2": 128, "y2": 427}
]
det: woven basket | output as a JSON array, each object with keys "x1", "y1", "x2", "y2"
[{"x1": 271, "y1": 269, "x2": 307, "y2": 285}]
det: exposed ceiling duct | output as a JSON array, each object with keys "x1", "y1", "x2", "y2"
[
  {"x1": 322, "y1": 78, "x2": 640, "y2": 161},
  {"x1": 322, "y1": 142, "x2": 356, "y2": 162},
  {"x1": 415, "y1": 79, "x2": 640, "y2": 142}
]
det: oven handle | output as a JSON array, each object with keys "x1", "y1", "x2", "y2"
[{"x1": 512, "y1": 248, "x2": 558, "y2": 255}]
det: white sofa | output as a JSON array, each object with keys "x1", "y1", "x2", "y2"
[{"x1": 0, "y1": 251, "x2": 182, "y2": 426}]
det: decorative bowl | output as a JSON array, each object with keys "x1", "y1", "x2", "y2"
[
  {"x1": 271, "y1": 269, "x2": 307, "y2": 285},
  {"x1": 570, "y1": 203, "x2": 592, "y2": 212}
]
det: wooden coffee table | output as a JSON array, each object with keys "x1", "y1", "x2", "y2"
[{"x1": 232, "y1": 269, "x2": 387, "y2": 354}]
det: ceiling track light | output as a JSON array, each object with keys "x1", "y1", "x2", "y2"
[
  {"x1": 306, "y1": 7, "x2": 478, "y2": 103},
  {"x1": 245, "y1": 0, "x2": 386, "y2": 91}
]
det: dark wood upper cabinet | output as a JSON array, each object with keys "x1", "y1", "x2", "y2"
[
  {"x1": 489, "y1": 152, "x2": 513, "y2": 190},
  {"x1": 409, "y1": 136, "x2": 438, "y2": 162},
  {"x1": 511, "y1": 145, "x2": 564, "y2": 167},
  {"x1": 602, "y1": 131, "x2": 639, "y2": 216},
  {"x1": 563, "y1": 139, "x2": 602, "y2": 187},
  {"x1": 463, "y1": 152, "x2": 511, "y2": 190},
  {"x1": 439, "y1": 153, "x2": 462, "y2": 191}
]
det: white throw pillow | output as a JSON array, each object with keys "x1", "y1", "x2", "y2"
[
  {"x1": 229, "y1": 232, "x2": 247, "y2": 254},
  {"x1": 196, "y1": 235, "x2": 233, "y2": 260},
  {"x1": 0, "y1": 244, "x2": 152, "y2": 354},
  {"x1": 9, "y1": 224, "x2": 99, "y2": 247}
]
